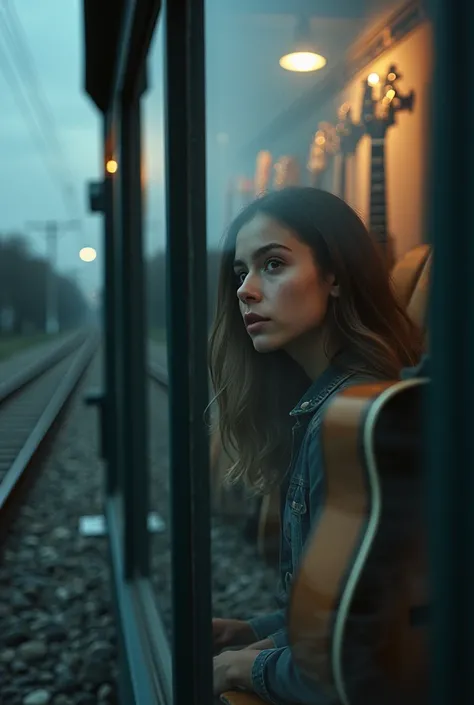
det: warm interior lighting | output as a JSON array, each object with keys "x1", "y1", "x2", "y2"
[
  {"x1": 279, "y1": 51, "x2": 326, "y2": 72},
  {"x1": 315, "y1": 132, "x2": 326, "y2": 146},
  {"x1": 279, "y1": 16, "x2": 326, "y2": 73},
  {"x1": 106, "y1": 159, "x2": 118, "y2": 174},
  {"x1": 368, "y1": 72, "x2": 380, "y2": 86},
  {"x1": 79, "y1": 247, "x2": 97, "y2": 262}
]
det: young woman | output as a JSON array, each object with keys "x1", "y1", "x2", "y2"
[{"x1": 209, "y1": 187, "x2": 422, "y2": 704}]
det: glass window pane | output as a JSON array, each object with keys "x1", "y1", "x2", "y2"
[
  {"x1": 142, "y1": 17, "x2": 173, "y2": 636},
  {"x1": 205, "y1": 1, "x2": 434, "y2": 703}
]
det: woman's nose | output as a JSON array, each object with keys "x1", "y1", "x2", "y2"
[{"x1": 237, "y1": 275, "x2": 262, "y2": 304}]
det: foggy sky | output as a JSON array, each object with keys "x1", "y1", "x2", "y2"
[
  {"x1": 0, "y1": 0, "x2": 101, "y2": 299},
  {"x1": 0, "y1": 1, "x2": 374, "y2": 301}
]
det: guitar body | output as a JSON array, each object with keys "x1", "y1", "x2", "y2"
[{"x1": 289, "y1": 378, "x2": 429, "y2": 705}]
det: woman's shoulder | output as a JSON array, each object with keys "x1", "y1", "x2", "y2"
[
  {"x1": 306, "y1": 368, "x2": 384, "y2": 438},
  {"x1": 295, "y1": 367, "x2": 391, "y2": 486}
]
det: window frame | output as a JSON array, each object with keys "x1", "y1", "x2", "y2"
[
  {"x1": 97, "y1": 1, "x2": 213, "y2": 704},
  {"x1": 81, "y1": 0, "x2": 472, "y2": 702}
]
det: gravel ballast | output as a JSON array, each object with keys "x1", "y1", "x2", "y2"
[{"x1": 1, "y1": 351, "x2": 279, "y2": 704}]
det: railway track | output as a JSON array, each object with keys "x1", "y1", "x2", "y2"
[{"x1": 0, "y1": 330, "x2": 98, "y2": 542}]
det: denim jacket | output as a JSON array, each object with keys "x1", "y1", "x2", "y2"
[{"x1": 247, "y1": 356, "x2": 379, "y2": 705}]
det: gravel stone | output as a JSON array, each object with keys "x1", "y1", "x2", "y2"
[
  {"x1": 17, "y1": 640, "x2": 47, "y2": 662},
  {"x1": 11, "y1": 660, "x2": 28, "y2": 673},
  {"x1": 22, "y1": 690, "x2": 51, "y2": 705},
  {"x1": 74, "y1": 695, "x2": 95, "y2": 705},
  {"x1": 52, "y1": 697, "x2": 73, "y2": 705},
  {"x1": 98, "y1": 684, "x2": 113, "y2": 701},
  {"x1": 0, "y1": 647, "x2": 16, "y2": 663},
  {"x1": 4, "y1": 627, "x2": 30, "y2": 646}
]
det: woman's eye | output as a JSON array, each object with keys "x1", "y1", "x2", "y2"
[
  {"x1": 235, "y1": 259, "x2": 282, "y2": 285},
  {"x1": 265, "y1": 258, "x2": 283, "y2": 273}
]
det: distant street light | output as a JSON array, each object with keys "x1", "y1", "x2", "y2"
[
  {"x1": 106, "y1": 159, "x2": 118, "y2": 174},
  {"x1": 80, "y1": 246, "x2": 97, "y2": 262}
]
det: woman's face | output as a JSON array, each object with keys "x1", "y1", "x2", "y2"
[{"x1": 233, "y1": 213, "x2": 336, "y2": 356}]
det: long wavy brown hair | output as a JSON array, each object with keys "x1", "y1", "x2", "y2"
[{"x1": 209, "y1": 187, "x2": 423, "y2": 492}]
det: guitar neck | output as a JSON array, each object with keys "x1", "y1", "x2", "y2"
[{"x1": 369, "y1": 139, "x2": 387, "y2": 249}]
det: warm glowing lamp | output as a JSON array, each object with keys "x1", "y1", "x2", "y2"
[
  {"x1": 80, "y1": 247, "x2": 97, "y2": 262},
  {"x1": 279, "y1": 16, "x2": 326, "y2": 73},
  {"x1": 368, "y1": 73, "x2": 380, "y2": 86},
  {"x1": 106, "y1": 159, "x2": 118, "y2": 174}
]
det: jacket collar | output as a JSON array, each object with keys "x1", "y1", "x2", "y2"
[{"x1": 289, "y1": 350, "x2": 360, "y2": 417}]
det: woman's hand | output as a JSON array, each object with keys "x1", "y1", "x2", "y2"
[
  {"x1": 213, "y1": 618, "x2": 256, "y2": 653},
  {"x1": 213, "y1": 649, "x2": 261, "y2": 695}
]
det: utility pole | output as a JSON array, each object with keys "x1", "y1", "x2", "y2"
[{"x1": 26, "y1": 219, "x2": 80, "y2": 334}]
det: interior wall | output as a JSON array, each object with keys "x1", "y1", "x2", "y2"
[
  {"x1": 335, "y1": 21, "x2": 433, "y2": 259},
  {"x1": 234, "y1": 6, "x2": 434, "y2": 263}
]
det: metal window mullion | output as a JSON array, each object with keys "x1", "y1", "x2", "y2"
[
  {"x1": 427, "y1": 0, "x2": 474, "y2": 702},
  {"x1": 187, "y1": 0, "x2": 214, "y2": 692},
  {"x1": 120, "y1": 87, "x2": 150, "y2": 581},
  {"x1": 112, "y1": 111, "x2": 127, "y2": 505},
  {"x1": 103, "y1": 118, "x2": 121, "y2": 496},
  {"x1": 163, "y1": 1, "x2": 213, "y2": 704}
]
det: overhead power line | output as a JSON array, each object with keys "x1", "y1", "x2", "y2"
[{"x1": 0, "y1": 1, "x2": 83, "y2": 227}]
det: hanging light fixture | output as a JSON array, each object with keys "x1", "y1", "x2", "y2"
[{"x1": 279, "y1": 15, "x2": 327, "y2": 73}]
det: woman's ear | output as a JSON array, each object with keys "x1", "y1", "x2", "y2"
[{"x1": 327, "y1": 273, "x2": 340, "y2": 298}]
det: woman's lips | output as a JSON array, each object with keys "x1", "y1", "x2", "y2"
[{"x1": 245, "y1": 317, "x2": 270, "y2": 333}]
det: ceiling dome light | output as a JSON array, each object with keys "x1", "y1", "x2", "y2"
[
  {"x1": 279, "y1": 16, "x2": 326, "y2": 73},
  {"x1": 280, "y1": 51, "x2": 326, "y2": 72}
]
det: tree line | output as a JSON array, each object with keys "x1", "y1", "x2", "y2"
[{"x1": 0, "y1": 234, "x2": 90, "y2": 335}]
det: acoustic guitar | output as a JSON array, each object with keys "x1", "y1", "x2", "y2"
[
  {"x1": 360, "y1": 65, "x2": 415, "y2": 269},
  {"x1": 273, "y1": 155, "x2": 300, "y2": 189},
  {"x1": 289, "y1": 374, "x2": 429, "y2": 705},
  {"x1": 307, "y1": 122, "x2": 339, "y2": 188},
  {"x1": 335, "y1": 102, "x2": 364, "y2": 201},
  {"x1": 254, "y1": 150, "x2": 273, "y2": 197}
]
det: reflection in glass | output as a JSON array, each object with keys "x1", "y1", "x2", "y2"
[
  {"x1": 205, "y1": 1, "x2": 432, "y2": 703},
  {"x1": 142, "y1": 19, "x2": 173, "y2": 635}
]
